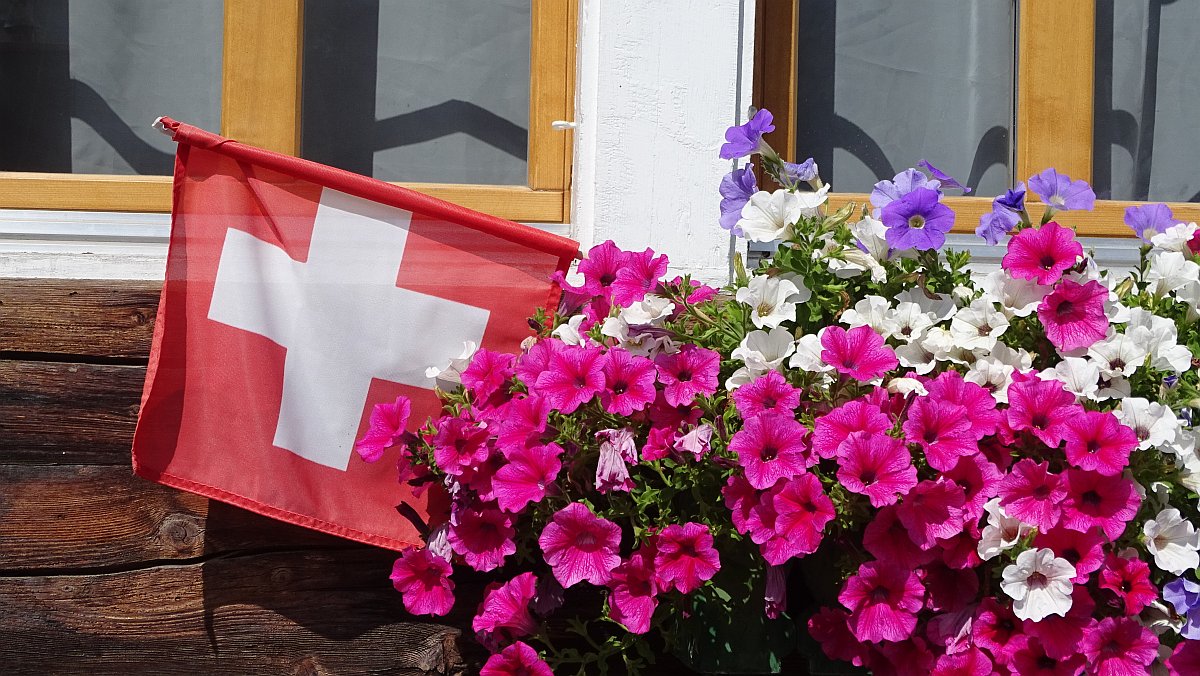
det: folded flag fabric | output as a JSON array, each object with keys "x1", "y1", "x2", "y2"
[{"x1": 132, "y1": 117, "x2": 578, "y2": 550}]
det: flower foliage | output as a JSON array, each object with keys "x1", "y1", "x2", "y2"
[{"x1": 358, "y1": 109, "x2": 1200, "y2": 675}]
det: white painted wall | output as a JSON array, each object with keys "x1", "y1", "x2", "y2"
[{"x1": 570, "y1": 0, "x2": 754, "y2": 285}]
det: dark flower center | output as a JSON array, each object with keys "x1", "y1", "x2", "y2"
[
  {"x1": 575, "y1": 375, "x2": 589, "y2": 387},
  {"x1": 577, "y1": 532, "x2": 597, "y2": 549},
  {"x1": 612, "y1": 381, "x2": 628, "y2": 395},
  {"x1": 1027, "y1": 571, "x2": 1048, "y2": 589},
  {"x1": 1062, "y1": 548, "x2": 1081, "y2": 564},
  {"x1": 1038, "y1": 656, "x2": 1057, "y2": 669},
  {"x1": 676, "y1": 369, "x2": 693, "y2": 382},
  {"x1": 978, "y1": 323, "x2": 992, "y2": 336},
  {"x1": 599, "y1": 273, "x2": 616, "y2": 286},
  {"x1": 1040, "y1": 254, "x2": 1057, "y2": 269},
  {"x1": 1030, "y1": 413, "x2": 1049, "y2": 429},
  {"x1": 1111, "y1": 359, "x2": 1126, "y2": 371},
  {"x1": 1033, "y1": 484, "x2": 1051, "y2": 499},
  {"x1": 860, "y1": 469, "x2": 877, "y2": 484},
  {"x1": 762, "y1": 396, "x2": 777, "y2": 409},
  {"x1": 924, "y1": 429, "x2": 939, "y2": 443},
  {"x1": 760, "y1": 445, "x2": 779, "y2": 462},
  {"x1": 1055, "y1": 300, "x2": 1075, "y2": 318},
  {"x1": 870, "y1": 585, "x2": 892, "y2": 602},
  {"x1": 1086, "y1": 439, "x2": 1101, "y2": 453},
  {"x1": 1082, "y1": 489, "x2": 1102, "y2": 506}
]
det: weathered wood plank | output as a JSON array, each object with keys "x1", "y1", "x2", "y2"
[
  {"x1": 0, "y1": 465, "x2": 365, "y2": 571},
  {"x1": 0, "y1": 278, "x2": 160, "y2": 358},
  {"x1": 0, "y1": 360, "x2": 143, "y2": 462},
  {"x1": 0, "y1": 549, "x2": 482, "y2": 674}
]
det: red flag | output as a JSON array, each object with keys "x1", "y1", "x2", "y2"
[{"x1": 132, "y1": 118, "x2": 578, "y2": 550}]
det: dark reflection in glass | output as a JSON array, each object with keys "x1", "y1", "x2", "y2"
[
  {"x1": 301, "y1": 0, "x2": 531, "y2": 185},
  {"x1": 0, "y1": 0, "x2": 223, "y2": 175},
  {"x1": 794, "y1": 1, "x2": 1014, "y2": 196},
  {"x1": 1094, "y1": 0, "x2": 1200, "y2": 202}
]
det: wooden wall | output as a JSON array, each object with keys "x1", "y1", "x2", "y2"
[{"x1": 0, "y1": 279, "x2": 481, "y2": 674}]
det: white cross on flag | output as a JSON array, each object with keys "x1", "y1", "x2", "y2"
[{"x1": 132, "y1": 118, "x2": 577, "y2": 550}]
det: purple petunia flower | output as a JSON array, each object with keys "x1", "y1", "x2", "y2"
[
  {"x1": 720, "y1": 109, "x2": 775, "y2": 160},
  {"x1": 719, "y1": 165, "x2": 758, "y2": 234},
  {"x1": 995, "y1": 182, "x2": 1026, "y2": 212},
  {"x1": 870, "y1": 168, "x2": 941, "y2": 216},
  {"x1": 1028, "y1": 168, "x2": 1095, "y2": 212},
  {"x1": 976, "y1": 205, "x2": 1020, "y2": 245},
  {"x1": 917, "y1": 160, "x2": 971, "y2": 194},
  {"x1": 881, "y1": 187, "x2": 955, "y2": 251},
  {"x1": 783, "y1": 157, "x2": 819, "y2": 184},
  {"x1": 1164, "y1": 577, "x2": 1200, "y2": 639},
  {"x1": 1124, "y1": 203, "x2": 1182, "y2": 241}
]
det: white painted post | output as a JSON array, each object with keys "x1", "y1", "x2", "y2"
[{"x1": 571, "y1": 0, "x2": 756, "y2": 286}]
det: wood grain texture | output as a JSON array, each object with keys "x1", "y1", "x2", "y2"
[
  {"x1": 0, "y1": 549, "x2": 480, "y2": 675},
  {"x1": 0, "y1": 173, "x2": 172, "y2": 212},
  {"x1": 0, "y1": 465, "x2": 354, "y2": 571},
  {"x1": 528, "y1": 0, "x2": 576, "y2": 195},
  {"x1": 0, "y1": 360, "x2": 144, "y2": 462},
  {"x1": 754, "y1": 0, "x2": 799, "y2": 162},
  {"x1": 0, "y1": 278, "x2": 160, "y2": 358}
]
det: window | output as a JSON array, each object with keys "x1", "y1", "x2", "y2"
[
  {"x1": 756, "y1": 0, "x2": 1200, "y2": 237},
  {"x1": 0, "y1": 0, "x2": 575, "y2": 222}
]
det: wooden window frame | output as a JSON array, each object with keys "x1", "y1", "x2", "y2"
[
  {"x1": 0, "y1": 0, "x2": 575, "y2": 223},
  {"x1": 755, "y1": 0, "x2": 1200, "y2": 238}
]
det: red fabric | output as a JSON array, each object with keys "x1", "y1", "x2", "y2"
[{"x1": 132, "y1": 119, "x2": 578, "y2": 550}]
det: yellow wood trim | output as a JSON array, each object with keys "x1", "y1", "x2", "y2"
[
  {"x1": 222, "y1": 0, "x2": 303, "y2": 154},
  {"x1": 1016, "y1": 0, "x2": 1095, "y2": 183},
  {"x1": 528, "y1": 0, "x2": 575, "y2": 194},
  {"x1": 0, "y1": 172, "x2": 565, "y2": 221},
  {"x1": 754, "y1": 0, "x2": 799, "y2": 161},
  {"x1": 825, "y1": 194, "x2": 996, "y2": 235}
]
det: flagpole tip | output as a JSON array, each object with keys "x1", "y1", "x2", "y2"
[{"x1": 152, "y1": 116, "x2": 173, "y2": 137}]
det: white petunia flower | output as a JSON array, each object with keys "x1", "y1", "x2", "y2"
[
  {"x1": 980, "y1": 270, "x2": 1050, "y2": 318},
  {"x1": 736, "y1": 276, "x2": 801, "y2": 329},
  {"x1": 737, "y1": 189, "x2": 806, "y2": 243},
  {"x1": 949, "y1": 299, "x2": 1010, "y2": 352},
  {"x1": 894, "y1": 288, "x2": 957, "y2": 322},
  {"x1": 840, "y1": 296, "x2": 898, "y2": 336},
  {"x1": 1125, "y1": 308, "x2": 1193, "y2": 373},
  {"x1": 966, "y1": 356, "x2": 1016, "y2": 403},
  {"x1": 426, "y1": 340, "x2": 478, "y2": 388},
  {"x1": 788, "y1": 331, "x2": 834, "y2": 375},
  {"x1": 1140, "y1": 600, "x2": 1184, "y2": 637},
  {"x1": 978, "y1": 499, "x2": 1034, "y2": 561},
  {"x1": 1146, "y1": 251, "x2": 1200, "y2": 297},
  {"x1": 619, "y1": 294, "x2": 675, "y2": 327},
  {"x1": 1088, "y1": 329, "x2": 1151, "y2": 378},
  {"x1": 1040, "y1": 358, "x2": 1100, "y2": 401},
  {"x1": 1143, "y1": 508, "x2": 1200, "y2": 575},
  {"x1": 551, "y1": 314, "x2": 589, "y2": 345},
  {"x1": 602, "y1": 316, "x2": 676, "y2": 358},
  {"x1": 888, "y1": 302, "x2": 935, "y2": 343},
  {"x1": 922, "y1": 326, "x2": 972, "y2": 365},
  {"x1": 1000, "y1": 548, "x2": 1077, "y2": 622},
  {"x1": 1176, "y1": 281, "x2": 1200, "y2": 316},
  {"x1": 988, "y1": 341, "x2": 1035, "y2": 371},
  {"x1": 895, "y1": 341, "x2": 938, "y2": 376},
  {"x1": 732, "y1": 327, "x2": 797, "y2": 374},
  {"x1": 1117, "y1": 398, "x2": 1182, "y2": 450},
  {"x1": 776, "y1": 272, "x2": 813, "y2": 304},
  {"x1": 886, "y1": 377, "x2": 927, "y2": 397},
  {"x1": 1149, "y1": 222, "x2": 1200, "y2": 253},
  {"x1": 828, "y1": 217, "x2": 889, "y2": 282},
  {"x1": 1094, "y1": 375, "x2": 1132, "y2": 402}
]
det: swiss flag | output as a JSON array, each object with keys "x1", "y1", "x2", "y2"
[{"x1": 132, "y1": 118, "x2": 578, "y2": 550}]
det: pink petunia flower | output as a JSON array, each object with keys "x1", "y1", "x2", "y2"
[
  {"x1": 812, "y1": 400, "x2": 891, "y2": 459},
  {"x1": 997, "y1": 459, "x2": 1065, "y2": 532},
  {"x1": 943, "y1": 454, "x2": 1002, "y2": 521},
  {"x1": 595, "y1": 428, "x2": 638, "y2": 493},
  {"x1": 1009, "y1": 637, "x2": 1086, "y2": 676},
  {"x1": 1034, "y1": 527, "x2": 1105, "y2": 584},
  {"x1": 820, "y1": 325, "x2": 898, "y2": 381},
  {"x1": 489, "y1": 394, "x2": 550, "y2": 451},
  {"x1": 390, "y1": 547, "x2": 454, "y2": 616},
  {"x1": 492, "y1": 443, "x2": 563, "y2": 513},
  {"x1": 723, "y1": 474, "x2": 759, "y2": 535},
  {"x1": 838, "y1": 560, "x2": 925, "y2": 643},
  {"x1": 1022, "y1": 585, "x2": 1096, "y2": 661},
  {"x1": 449, "y1": 504, "x2": 516, "y2": 572},
  {"x1": 732, "y1": 370, "x2": 802, "y2": 419},
  {"x1": 538, "y1": 502, "x2": 621, "y2": 587},
  {"x1": 607, "y1": 549, "x2": 658, "y2": 634},
  {"x1": 673, "y1": 424, "x2": 713, "y2": 461},
  {"x1": 808, "y1": 607, "x2": 868, "y2": 666},
  {"x1": 611, "y1": 247, "x2": 669, "y2": 307},
  {"x1": 1168, "y1": 641, "x2": 1200, "y2": 676},
  {"x1": 515, "y1": 337, "x2": 565, "y2": 392},
  {"x1": 432, "y1": 416, "x2": 491, "y2": 476},
  {"x1": 461, "y1": 348, "x2": 517, "y2": 402},
  {"x1": 863, "y1": 505, "x2": 936, "y2": 566},
  {"x1": 897, "y1": 477, "x2": 967, "y2": 550},
  {"x1": 654, "y1": 345, "x2": 720, "y2": 407},
  {"x1": 902, "y1": 397, "x2": 977, "y2": 472},
  {"x1": 938, "y1": 520, "x2": 984, "y2": 570},
  {"x1": 1098, "y1": 553, "x2": 1157, "y2": 615},
  {"x1": 1037, "y1": 279, "x2": 1110, "y2": 351},
  {"x1": 728, "y1": 413, "x2": 809, "y2": 489},
  {"x1": 932, "y1": 647, "x2": 993, "y2": 676},
  {"x1": 599, "y1": 348, "x2": 657, "y2": 415},
  {"x1": 1006, "y1": 376, "x2": 1082, "y2": 447},
  {"x1": 972, "y1": 597, "x2": 1028, "y2": 666},
  {"x1": 654, "y1": 522, "x2": 720, "y2": 594},
  {"x1": 646, "y1": 389, "x2": 704, "y2": 428},
  {"x1": 1080, "y1": 617, "x2": 1158, "y2": 676},
  {"x1": 480, "y1": 641, "x2": 553, "y2": 676},
  {"x1": 577, "y1": 240, "x2": 628, "y2": 298},
  {"x1": 1001, "y1": 221, "x2": 1083, "y2": 285},
  {"x1": 641, "y1": 424, "x2": 676, "y2": 462},
  {"x1": 460, "y1": 449, "x2": 504, "y2": 502},
  {"x1": 473, "y1": 572, "x2": 539, "y2": 648},
  {"x1": 867, "y1": 637, "x2": 935, "y2": 675},
  {"x1": 1061, "y1": 410, "x2": 1137, "y2": 476},
  {"x1": 1061, "y1": 469, "x2": 1141, "y2": 541},
  {"x1": 836, "y1": 431, "x2": 917, "y2": 507},
  {"x1": 356, "y1": 395, "x2": 411, "y2": 462},
  {"x1": 925, "y1": 370, "x2": 1001, "y2": 439},
  {"x1": 764, "y1": 565, "x2": 787, "y2": 619},
  {"x1": 535, "y1": 344, "x2": 606, "y2": 414},
  {"x1": 921, "y1": 561, "x2": 979, "y2": 613},
  {"x1": 767, "y1": 473, "x2": 835, "y2": 563}
]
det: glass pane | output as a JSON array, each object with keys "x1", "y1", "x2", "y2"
[
  {"x1": 794, "y1": 1, "x2": 1015, "y2": 196},
  {"x1": 301, "y1": 0, "x2": 531, "y2": 185},
  {"x1": 1093, "y1": 0, "x2": 1200, "y2": 202},
  {"x1": 0, "y1": 0, "x2": 224, "y2": 175}
]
